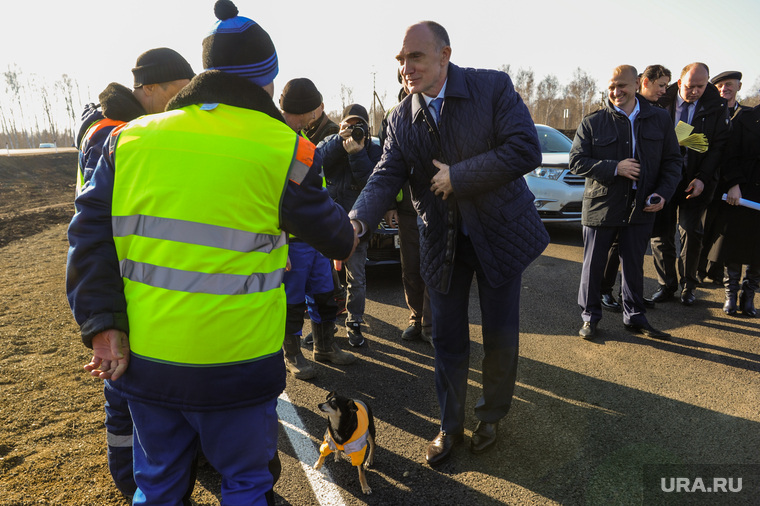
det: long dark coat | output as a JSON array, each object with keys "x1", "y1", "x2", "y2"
[{"x1": 709, "y1": 105, "x2": 760, "y2": 266}]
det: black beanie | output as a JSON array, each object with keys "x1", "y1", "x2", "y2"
[
  {"x1": 280, "y1": 78, "x2": 323, "y2": 114},
  {"x1": 132, "y1": 48, "x2": 195, "y2": 88},
  {"x1": 202, "y1": 0, "x2": 279, "y2": 87}
]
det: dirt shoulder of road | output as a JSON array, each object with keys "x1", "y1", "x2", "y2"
[
  {"x1": 0, "y1": 151, "x2": 78, "y2": 248},
  {"x1": 0, "y1": 152, "x2": 222, "y2": 505}
]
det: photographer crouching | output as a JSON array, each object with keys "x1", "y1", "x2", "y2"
[{"x1": 316, "y1": 104, "x2": 382, "y2": 348}]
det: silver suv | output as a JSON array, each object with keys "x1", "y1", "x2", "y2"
[{"x1": 524, "y1": 124, "x2": 584, "y2": 223}]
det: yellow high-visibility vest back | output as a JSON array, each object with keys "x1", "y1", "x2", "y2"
[{"x1": 111, "y1": 104, "x2": 303, "y2": 365}]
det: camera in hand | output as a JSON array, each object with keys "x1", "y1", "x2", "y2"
[{"x1": 347, "y1": 123, "x2": 368, "y2": 142}]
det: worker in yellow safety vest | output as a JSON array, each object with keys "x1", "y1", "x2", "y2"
[{"x1": 66, "y1": 2, "x2": 357, "y2": 503}]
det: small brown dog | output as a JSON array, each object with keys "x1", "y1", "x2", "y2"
[{"x1": 314, "y1": 391, "x2": 376, "y2": 494}]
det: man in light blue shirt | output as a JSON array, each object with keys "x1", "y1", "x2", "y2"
[{"x1": 570, "y1": 65, "x2": 682, "y2": 340}]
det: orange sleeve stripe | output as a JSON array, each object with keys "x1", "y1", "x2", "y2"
[
  {"x1": 295, "y1": 137, "x2": 315, "y2": 167},
  {"x1": 109, "y1": 122, "x2": 128, "y2": 138}
]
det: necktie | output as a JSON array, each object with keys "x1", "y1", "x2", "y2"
[
  {"x1": 679, "y1": 102, "x2": 691, "y2": 162},
  {"x1": 429, "y1": 98, "x2": 443, "y2": 124},
  {"x1": 679, "y1": 102, "x2": 691, "y2": 124}
]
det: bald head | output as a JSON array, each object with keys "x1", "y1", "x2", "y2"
[
  {"x1": 608, "y1": 65, "x2": 639, "y2": 114},
  {"x1": 397, "y1": 21, "x2": 451, "y2": 97},
  {"x1": 613, "y1": 65, "x2": 638, "y2": 82},
  {"x1": 417, "y1": 21, "x2": 450, "y2": 50},
  {"x1": 678, "y1": 63, "x2": 710, "y2": 103},
  {"x1": 680, "y1": 62, "x2": 709, "y2": 80}
]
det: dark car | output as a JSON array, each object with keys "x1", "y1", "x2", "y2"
[
  {"x1": 366, "y1": 217, "x2": 401, "y2": 266},
  {"x1": 365, "y1": 136, "x2": 402, "y2": 267}
]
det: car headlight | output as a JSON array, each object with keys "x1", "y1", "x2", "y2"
[{"x1": 527, "y1": 167, "x2": 564, "y2": 180}]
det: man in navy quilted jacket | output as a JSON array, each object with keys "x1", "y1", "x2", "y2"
[{"x1": 349, "y1": 20, "x2": 549, "y2": 466}]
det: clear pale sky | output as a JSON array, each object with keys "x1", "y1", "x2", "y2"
[{"x1": 2, "y1": 0, "x2": 759, "y2": 121}]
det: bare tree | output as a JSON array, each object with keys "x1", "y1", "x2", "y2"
[
  {"x1": 0, "y1": 102, "x2": 12, "y2": 149},
  {"x1": 38, "y1": 79, "x2": 58, "y2": 144},
  {"x1": 57, "y1": 74, "x2": 79, "y2": 146},
  {"x1": 3, "y1": 65, "x2": 26, "y2": 148},
  {"x1": 739, "y1": 76, "x2": 760, "y2": 108},
  {"x1": 1, "y1": 66, "x2": 83, "y2": 148},
  {"x1": 513, "y1": 68, "x2": 536, "y2": 117},
  {"x1": 326, "y1": 109, "x2": 342, "y2": 124},
  {"x1": 565, "y1": 67, "x2": 598, "y2": 126},
  {"x1": 340, "y1": 84, "x2": 354, "y2": 110},
  {"x1": 536, "y1": 74, "x2": 561, "y2": 126}
]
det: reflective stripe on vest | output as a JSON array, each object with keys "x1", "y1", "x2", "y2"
[
  {"x1": 111, "y1": 104, "x2": 300, "y2": 365},
  {"x1": 76, "y1": 118, "x2": 124, "y2": 196},
  {"x1": 112, "y1": 215, "x2": 287, "y2": 253},
  {"x1": 320, "y1": 401, "x2": 370, "y2": 466}
]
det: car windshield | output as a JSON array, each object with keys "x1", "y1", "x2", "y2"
[{"x1": 536, "y1": 126, "x2": 572, "y2": 153}]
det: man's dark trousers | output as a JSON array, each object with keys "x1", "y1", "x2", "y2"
[
  {"x1": 397, "y1": 209, "x2": 431, "y2": 325},
  {"x1": 580, "y1": 222, "x2": 654, "y2": 326},
  {"x1": 428, "y1": 233, "x2": 520, "y2": 435},
  {"x1": 650, "y1": 185, "x2": 709, "y2": 291}
]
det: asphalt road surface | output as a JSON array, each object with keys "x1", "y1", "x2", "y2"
[{"x1": 269, "y1": 222, "x2": 760, "y2": 505}]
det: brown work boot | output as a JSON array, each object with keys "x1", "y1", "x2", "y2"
[
  {"x1": 313, "y1": 322, "x2": 356, "y2": 365},
  {"x1": 283, "y1": 334, "x2": 315, "y2": 380}
]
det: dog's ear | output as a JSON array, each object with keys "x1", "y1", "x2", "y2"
[
  {"x1": 348, "y1": 400, "x2": 358, "y2": 413},
  {"x1": 326, "y1": 391, "x2": 336, "y2": 400}
]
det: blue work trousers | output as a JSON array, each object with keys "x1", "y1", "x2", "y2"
[
  {"x1": 284, "y1": 240, "x2": 335, "y2": 330},
  {"x1": 129, "y1": 397, "x2": 278, "y2": 506},
  {"x1": 104, "y1": 381, "x2": 137, "y2": 497}
]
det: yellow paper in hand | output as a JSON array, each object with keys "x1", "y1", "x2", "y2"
[
  {"x1": 675, "y1": 121, "x2": 694, "y2": 143},
  {"x1": 675, "y1": 121, "x2": 709, "y2": 153}
]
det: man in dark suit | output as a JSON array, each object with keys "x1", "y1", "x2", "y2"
[
  {"x1": 698, "y1": 70, "x2": 745, "y2": 284},
  {"x1": 349, "y1": 21, "x2": 548, "y2": 466},
  {"x1": 648, "y1": 62, "x2": 731, "y2": 306},
  {"x1": 570, "y1": 65, "x2": 681, "y2": 340}
]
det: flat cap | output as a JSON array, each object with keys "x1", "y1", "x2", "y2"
[{"x1": 711, "y1": 71, "x2": 742, "y2": 84}]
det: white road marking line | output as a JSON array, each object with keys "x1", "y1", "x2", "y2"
[{"x1": 277, "y1": 392, "x2": 346, "y2": 506}]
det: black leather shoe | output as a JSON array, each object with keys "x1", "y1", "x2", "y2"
[
  {"x1": 724, "y1": 293, "x2": 738, "y2": 315},
  {"x1": 648, "y1": 286, "x2": 675, "y2": 303},
  {"x1": 426, "y1": 431, "x2": 463, "y2": 467},
  {"x1": 643, "y1": 297, "x2": 656, "y2": 308},
  {"x1": 470, "y1": 421, "x2": 498, "y2": 454},
  {"x1": 680, "y1": 288, "x2": 696, "y2": 306},
  {"x1": 740, "y1": 290, "x2": 757, "y2": 317},
  {"x1": 401, "y1": 322, "x2": 422, "y2": 341},
  {"x1": 601, "y1": 293, "x2": 622, "y2": 312},
  {"x1": 578, "y1": 321, "x2": 597, "y2": 339},
  {"x1": 624, "y1": 322, "x2": 672, "y2": 341}
]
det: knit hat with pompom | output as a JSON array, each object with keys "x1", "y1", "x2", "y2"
[{"x1": 202, "y1": 0, "x2": 279, "y2": 87}]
